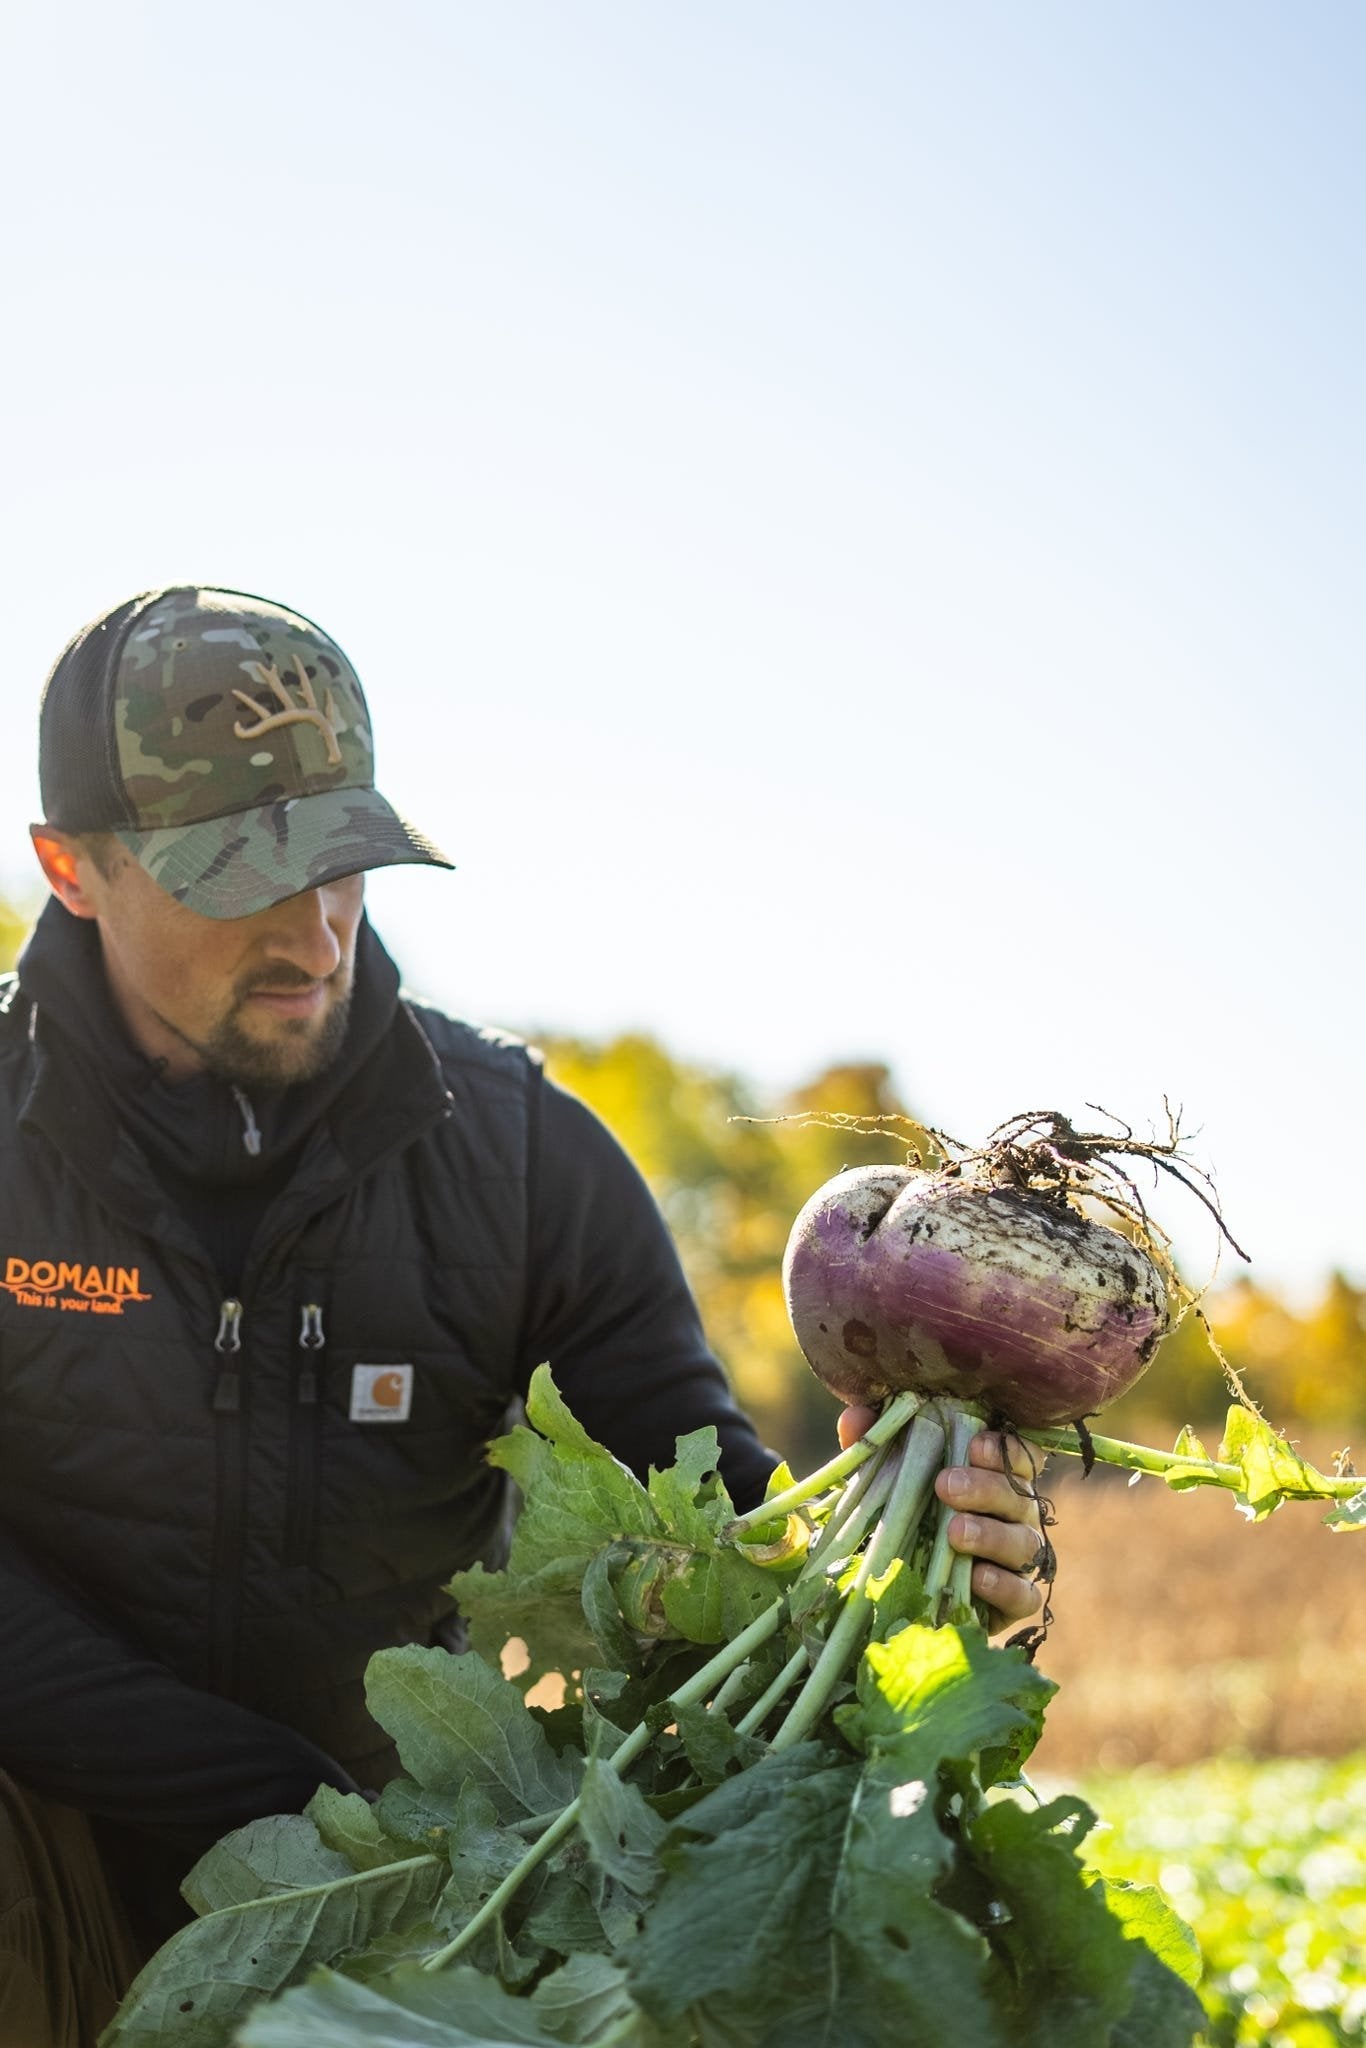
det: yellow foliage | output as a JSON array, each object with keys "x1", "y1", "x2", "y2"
[
  {"x1": 539, "y1": 1034, "x2": 922, "y2": 1470},
  {"x1": 0, "y1": 892, "x2": 35, "y2": 975}
]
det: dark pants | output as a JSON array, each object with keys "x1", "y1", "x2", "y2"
[{"x1": 0, "y1": 1774, "x2": 143, "y2": 2048}]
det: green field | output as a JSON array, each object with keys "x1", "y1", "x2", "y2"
[{"x1": 1081, "y1": 1755, "x2": 1366, "y2": 2045}]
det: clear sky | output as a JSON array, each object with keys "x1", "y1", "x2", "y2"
[{"x1": 2, "y1": 2, "x2": 1362, "y2": 1295}]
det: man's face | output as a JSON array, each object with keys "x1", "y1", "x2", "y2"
[{"x1": 45, "y1": 838, "x2": 366, "y2": 1089}]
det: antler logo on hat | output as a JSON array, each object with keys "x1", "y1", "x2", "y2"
[{"x1": 232, "y1": 654, "x2": 343, "y2": 767}]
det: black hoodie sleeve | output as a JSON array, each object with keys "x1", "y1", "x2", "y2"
[
  {"x1": 0, "y1": 1525, "x2": 357, "y2": 1841},
  {"x1": 516, "y1": 1076, "x2": 779, "y2": 1513}
]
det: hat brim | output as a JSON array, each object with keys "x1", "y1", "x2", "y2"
[{"x1": 115, "y1": 787, "x2": 453, "y2": 920}]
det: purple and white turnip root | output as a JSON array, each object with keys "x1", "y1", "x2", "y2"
[{"x1": 782, "y1": 1160, "x2": 1172, "y2": 1431}]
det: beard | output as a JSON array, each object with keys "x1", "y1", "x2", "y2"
[{"x1": 195, "y1": 968, "x2": 355, "y2": 1091}]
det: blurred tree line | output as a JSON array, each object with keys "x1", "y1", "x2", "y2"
[
  {"x1": 541, "y1": 1033, "x2": 1366, "y2": 1474},
  {"x1": 0, "y1": 889, "x2": 1356, "y2": 1471}
]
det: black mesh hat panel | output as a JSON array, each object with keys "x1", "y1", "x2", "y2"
[{"x1": 38, "y1": 592, "x2": 163, "y2": 830}]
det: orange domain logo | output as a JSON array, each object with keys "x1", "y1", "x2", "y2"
[{"x1": 2, "y1": 1257, "x2": 153, "y2": 1317}]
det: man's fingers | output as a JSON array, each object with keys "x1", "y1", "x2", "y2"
[
  {"x1": 943, "y1": 1509, "x2": 1047, "y2": 1576},
  {"x1": 966, "y1": 1429, "x2": 1041, "y2": 1482},
  {"x1": 836, "y1": 1404, "x2": 878, "y2": 1452},
  {"x1": 969, "y1": 1561, "x2": 1044, "y2": 1626},
  {"x1": 833, "y1": 1414, "x2": 1048, "y2": 1629},
  {"x1": 935, "y1": 1461, "x2": 1042, "y2": 1534}
]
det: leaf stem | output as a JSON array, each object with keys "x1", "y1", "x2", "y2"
[
  {"x1": 1018, "y1": 1423, "x2": 1363, "y2": 1497},
  {"x1": 769, "y1": 1410, "x2": 946, "y2": 1752},
  {"x1": 735, "y1": 1644, "x2": 810, "y2": 1737},
  {"x1": 922, "y1": 1406, "x2": 979, "y2": 1622},
  {"x1": 1018, "y1": 1424, "x2": 1240, "y2": 1482},
  {"x1": 801, "y1": 1439, "x2": 893, "y2": 1571},
  {"x1": 724, "y1": 1390, "x2": 922, "y2": 1537},
  {"x1": 420, "y1": 1600, "x2": 788, "y2": 1972},
  {"x1": 708, "y1": 1661, "x2": 753, "y2": 1718},
  {"x1": 797, "y1": 1443, "x2": 901, "y2": 1585}
]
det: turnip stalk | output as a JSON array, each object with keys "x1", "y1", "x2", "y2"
[
  {"x1": 770, "y1": 1410, "x2": 946, "y2": 1751},
  {"x1": 734, "y1": 1643, "x2": 811, "y2": 1736},
  {"x1": 921, "y1": 1404, "x2": 984, "y2": 1623},
  {"x1": 724, "y1": 1388, "x2": 920, "y2": 1538},
  {"x1": 707, "y1": 1660, "x2": 754, "y2": 1717},
  {"x1": 1021, "y1": 1426, "x2": 1240, "y2": 1479},
  {"x1": 801, "y1": 1438, "x2": 901, "y2": 1576}
]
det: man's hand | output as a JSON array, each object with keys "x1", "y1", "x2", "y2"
[{"x1": 837, "y1": 1405, "x2": 1047, "y2": 1630}]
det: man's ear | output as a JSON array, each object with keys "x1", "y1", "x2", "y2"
[{"x1": 30, "y1": 829, "x2": 101, "y2": 920}]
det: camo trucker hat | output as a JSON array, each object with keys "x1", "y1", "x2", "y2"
[{"x1": 37, "y1": 586, "x2": 452, "y2": 919}]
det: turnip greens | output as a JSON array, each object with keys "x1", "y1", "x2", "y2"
[{"x1": 101, "y1": 1358, "x2": 1362, "y2": 2048}]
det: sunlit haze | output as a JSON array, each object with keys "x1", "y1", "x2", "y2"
[{"x1": 3, "y1": 2, "x2": 1362, "y2": 1294}]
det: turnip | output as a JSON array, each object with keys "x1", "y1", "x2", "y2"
[
  {"x1": 783, "y1": 1166, "x2": 1170, "y2": 1429},
  {"x1": 780, "y1": 1108, "x2": 1231, "y2": 1433}
]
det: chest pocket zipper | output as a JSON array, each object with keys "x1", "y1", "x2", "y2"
[{"x1": 285, "y1": 1302, "x2": 325, "y2": 1567}]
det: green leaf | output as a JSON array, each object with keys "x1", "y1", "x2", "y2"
[
  {"x1": 668, "y1": 1700, "x2": 767, "y2": 1786},
  {"x1": 1094, "y1": 1876, "x2": 1202, "y2": 1988},
  {"x1": 524, "y1": 1871, "x2": 612, "y2": 1957},
  {"x1": 364, "y1": 1645, "x2": 581, "y2": 1820},
  {"x1": 1104, "y1": 1942, "x2": 1208, "y2": 2048},
  {"x1": 577, "y1": 1756, "x2": 666, "y2": 1901},
  {"x1": 102, "y1": 1856, "x2": 445, "y2": 2047},
  {"x1": 449, "y1": 1369, "x2": 668, "y2": 1681},
  {"x1": 831, "y1": 1759, "x2": 1007, "y2": 2046},
  {"x1": 235, "y1": 1960, "x2": 617, "y2": 2046},
  {"x1": 579, "y1": 1544, "x2": 645, "y2": 1669},
  {"x1": 509, "y1": 1369, "x2": 664, "y2": 1569},
  {"x1": 838, "y1": 1623, "x2": 1054, "y2": 1769},
  {"x1": 332, "y1": 1920, "x2": 448, "y2": 1982},
  {"x1": 377, "y1": 1777, "x2": 472, "y2": 1849},
  {"x1": 647, "y1": 1426, "x2": 730, "y2": 1547},
  {"x1": 762, "y1": 1458, "x2": 796, "y2": 1499},
  {"x1": 179, "y1": 1815, "x2": 353, "y2": 1917},
  {"x1": 965, "y1": 1795, "x2": 1144, "y2": 2048},
  {"x1": 306, "y1": 1786, "x2": 426, "y2": 1874},
  {"x1": 1219, "y1": 1405, "x2": 1331, "y2": 1519},
  {"x1": 1160, "y1": 1422, "x2": 1234, "y2": 1495},
  {"x1": 441, "y1": 1783, "x2": 531, "y2": 1917},
  {"x1": 1326, "y1": 1482, "x2": 1366, "y2": 1529},
  {"x1": 1171, "y1": 1424, "x2": 1211, "y2": 1464},
  {"x1": 527, "y1": 1954, "x2": 640, "y2": 2043},
  {"x1": 628, "y1": 1750, "x2": 856, "y2": 2031},
  {"x1": 631, "y1": 1737, "x2": 1006, "y2": 2048},
  {"x1": 658, "y1": 1546, "x2": 776, "y2": 1645},
  {"x1": 450, "y1": 1557, "x2": 607, "y2": 1683},
  {"x1": 829, "y1": 1894, "x2": 1008, "y2": 2048}
]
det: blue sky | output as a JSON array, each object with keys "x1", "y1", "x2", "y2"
[{"x1": 2, "y1": 2, "x2": 1362, "y2": 1293}]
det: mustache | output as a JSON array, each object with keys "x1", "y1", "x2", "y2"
[{"x1": 234, "y1": 962, "x2": 345, "y2": 998}]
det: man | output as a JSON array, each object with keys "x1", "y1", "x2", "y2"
[{"x1": 0, "y1": 586, "x2": 1043, "y2": 2043}]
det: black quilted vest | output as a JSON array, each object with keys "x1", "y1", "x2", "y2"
[{"x1": 0, "y1": 977, "x2": 535, "y2": 1786}]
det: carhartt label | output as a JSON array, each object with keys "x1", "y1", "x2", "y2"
[
  {"x1": 349, "y1": 1363, "x2": 414, "y2": 1423},
  {"x1": 0, "y1": 1256, "x2": 153, "y2": 1316}
]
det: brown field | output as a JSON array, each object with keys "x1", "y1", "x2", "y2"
[{"x1": 1025, "y1": 1425, "x2": 1366, "y2": 1774}]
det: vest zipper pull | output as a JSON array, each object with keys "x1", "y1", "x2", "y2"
[
  {"x1": 213, "y1": 1298, "x2": 244, "y2": 1412},
  {"x1": 297, "y1": 1303, "x2": 324, "y2": 1403}
]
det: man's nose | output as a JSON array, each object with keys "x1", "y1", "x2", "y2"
[{"x1": 260, "y1": 886, "x2": 346, "y2": 979}]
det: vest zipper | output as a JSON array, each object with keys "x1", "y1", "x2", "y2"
[
  {"x1": 209, "y1": 1297, "x2": 247, "y2": 1692},
  {"x1": 212, "y1": 1298, "x2": 244, "y2": 1410},
  {"x1": 285, "y1": 1302, "x2": 325, "y2": 1566}
]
